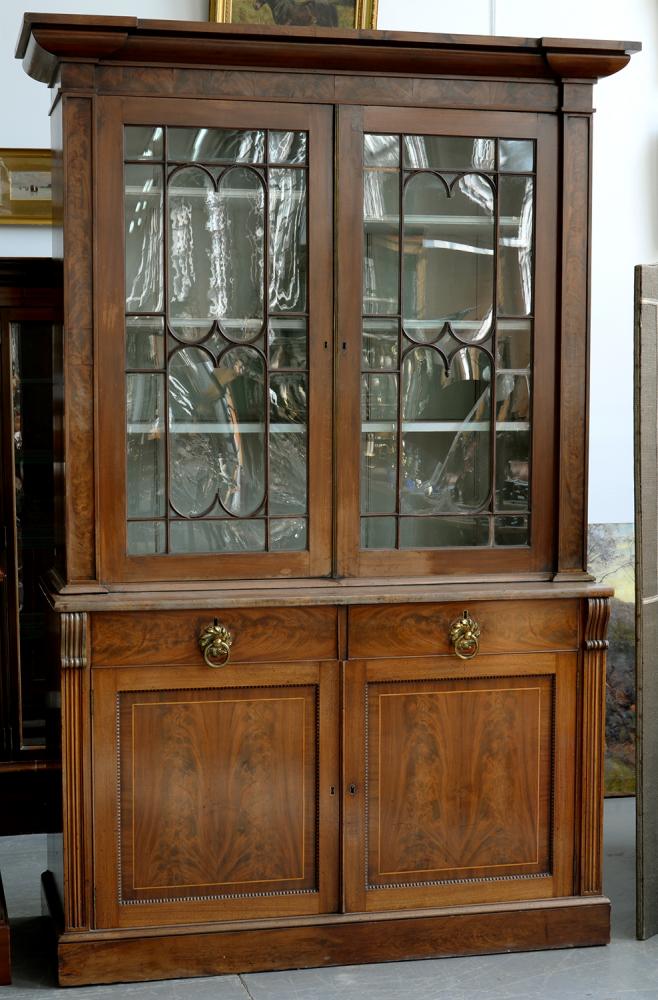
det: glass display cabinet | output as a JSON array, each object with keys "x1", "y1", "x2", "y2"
[{"x1": 17, "y1": 14, "x2": 638, "y2": 986}]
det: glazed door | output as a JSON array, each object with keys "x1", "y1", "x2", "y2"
[
  {"x1": 95, "y1": 98, "x2": 333, "y2": 583},
  {"x1": 336, "y1": 107, "x2": 558, "y2": 578},
  {"x1": 343, "y1": 653, "x2": 576, "y2": 912},
  {"x1": 92, "y1": 659, "x2": 339, "y2": 928}
]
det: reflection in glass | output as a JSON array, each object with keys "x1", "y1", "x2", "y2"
[
  {"x1": 269, "y1": 168, "x2": 307, "y2": 312},
  {"x1": 125, "y1": 126, "x2": 163, "y2": 161},
  {"x1": 270, "y1": 518, "x2": 307, "y2": 550},
  {"x1": 270, "y1": 373, "x2": 307, "y2": 515},
  {"x1": 364, "y1": 167, "x2": 399, "y2": 315},
  {"x1": 496, "y1": 429, "x2": 530, "y2": 511},
  {"x1": 404, "y1": 135, "x2": 495, "y2": 171},
  {"x1": 269, "y1": 317, "x2": 307, "y2": 369},
  {"x1": 127, "y1": 521, "x2": 166, "y2": 554},
  {"x1": 362, "y1": 372, "x2": 398, "y2": 422},
  {"x1": 496, "y1": 372, "x2": 530, "y2": 424},
  {"x1": 400, "y1": 347, "x2": 491, "y2": 513},
  {"x1": 170, "y1": 519, "x2": 266, "y2": 553},
  {"x1": 499, "y1": 139, "x2": 534, "y2": 172},
  {"x1": 498, "y1": 176, "x2": 534, "y2": 316},
  {"x1": 361, "y1": 432, "x2": 397, "y2": 514},
  {"x1": 403, "y1": 172, "x2": 494, "y2": 343},
  {"x1": 364, "y1": 134, "x2": 399, "y2": 166},
  {"x1": 268, "y1": 131, "x2": 307, "y2": 164},
  {"x1": 168, "y1": 166, "x2": 215, "y2": 342},
  {"x1": 361, "y1": 517, "x2": 396, "y2": 548},
  {"x1": 125, "y1": 164, "x2": 163, "y2": 313},
  {"x1": 400, "y1": 515, "x2": 490, "y2": 548},
  {"x1": 496, "y1": 320, "x2": 532, "y2": 370},
  {"x1": 168, "y1": 128, "x2": 265, "y2": 163},
  {"x1": 362, "y1": 319, "x2": 398, "y2": 370},
  {"x1": 218, "y1": 167, "x2": 266, "y2": 340},
  {"x1": 494, "y1": 514, "x2": 529, "y2": 546},
  {"x1": 127, "y1": 317, "x2": 164, "y2": 369},
  {"x1": 126, "y1": 373, "x2": 165, "y2": 517}
]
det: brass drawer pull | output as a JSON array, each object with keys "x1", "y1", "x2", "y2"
[
  {"x1": 449, "y1": 609, "x2": 480, "y2": 660},
  {"x1": 199, "y1": 619, "x2": 233, "y2": 668}
]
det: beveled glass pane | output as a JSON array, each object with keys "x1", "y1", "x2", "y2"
[
  {"x1": 168, "y1": 128, "x2": 265, "y2": 163},
  {"x1": 269, "y1": 168, "x2": 307, "y2": 312},
  {"x1": 496, "y1": 320, "x2": 532, "y2": 370},
  {"x1": 364, "y1": 167, "x2": 399, "y2": 315},
  {"x1": 268, "y1": 131, "x2": 307, "y2": 164},
  {"x1": 126, "y1": 373, "x2": 165, "y2": 517},
  {"x1": 497, "y1": 372, "x2": 530, "y2": 424},
  {"x1": 400, "y1": 515, "x2": 490, "y2": 548},
  {"x1": 167, "y1": 166, "x2": 216, "y2": 343},
  {"x1": 361, "y1": 373, "x2": 398, "y2": 422},
  {"x1": 127, "y1": 521, "x2": 166, "y2": 554},
  {"x1": 403, "y1": 172, "x2": 494, "y2": 343},
  {"x1": 496, "y1": 429, "x2": 530, "y2": 511},
  {"x1": 126, "y1": 317, "x2": 164, "y2": 369},
  {"x1": 218, "y1": 167, "x2": 266, "y2": 340},
  {"x1": 404, "y1": 135, "x2": 495, "y2": 171},
  {"x1": 170, "y1": 519, "x2": 265, "y2": 553},
  {"x1": 361, "y1": 432, "x2": 397, "y2": 514},
  {"x1": 494, "y1": 514, "x2": 529, "y2": 546},
  {"x1": 270, "y1": 518, "x2": 307, "y2": 550},
  {"x1": 125, "y1": 126, "x2": 163, "y2": 161},
  {"x1": 270, "y1": 373, "x2": 307, "y2": 515},
  {"x1": 125, "y1": 164, "x2": 163, "y2": 313},
  {"x1": 362, "y1": 319, "x2": 398, "y2": 370},
  {"x1": 269, "y1": 317, "x2": 307, "y2": 369},
  {"x1": 401, "y1": 346, "x2": 491, "y2": 513},
  {"x1": 498, "y1": 176, "x2": 534, "y2": 316},
  {"x1": 364, "y1": 134, "x2": 399, "y2": 167},
  {"x1": 361, "y1": 517, "x2": 396, "y2": 548},
  {"x1": 499, "y1": 139, "x2": 534, "y2": 172}
]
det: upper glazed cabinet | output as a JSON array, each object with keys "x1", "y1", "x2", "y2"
[{"x1": 96, "y1": 99, "x2": 554, "y2": 583}]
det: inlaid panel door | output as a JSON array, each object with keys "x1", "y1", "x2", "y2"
[
  {"x1": 92, "y1": 660, "x2": 339, "y2": 928},
  {"x1": 343, "y1": 653, "x2": 576, "y2": 912}
]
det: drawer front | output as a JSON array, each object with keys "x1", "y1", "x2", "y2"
[
  {"x1": 91, "y1": 606, "x2": 338, "y2": 666},
  {"x1": 348, "y1": 599, "x2": 579, "y2": 659}
]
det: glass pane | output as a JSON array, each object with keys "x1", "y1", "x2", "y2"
[
  {"x1": 125, "y1": 126, "x2": 163, "y2": 161},
  {"x1": 404, "y1": 135, "x2": 495, "y2": 171},
  {"x1": 362, "y1": 372, "x2": 398, "y2": 422},
  {"x1": 126, "y1": 373, "x2": 165, "y2": 517},
  {"x1": 362, "y1": 319, "x2": 398, "y2": 370},
  {"x1": 268, "y1": 131, "x2": 307, "y2": 164},
  {"x1": 364, "y1": 167, "x2": 399, "y2": 315},
  {"x1": 361, "y1": 517, "x2": 396, "y2": 548},
  {"x1": 498, "y1": 176, "x2": 534, "y2": 316},
  {"x1": 125, "y1": 164, "x2": 163, "y2": 313},
  {"x1": 364, "y1": 134, "x2": 399, "y2": 167},
  {"x1": 127, "y1": 521, "x2": 166, "y2": 554},
  {"x1": 167, "y1": 166, "x2": 216, "y2": 343},
  {"x1": 218, "y1": 167, "x2": 266, "y2": 341},
  {"x1": 269, "y1": 168, "x2": 307, "y2": 312},
  {"x1": 496, "y1": 429, "x2": 530, "y2": 511},
  {"x1": 401, "y1": 346, "x2": 491, "y2": 513},
  {"x1": 168, "y1": 127, "x2": 265, "y2": 163},
  {"x1": 497, "y1": 372, "x2": 530, "y2": 424},
  {"x1": 170, "y1": 519, "x2": 265, "y2": 553},
  {"x1": 269, "y1": 317, "x2": 307, "y2": 369},
  {"x1": 494, "y1": 514, "x2": 529, "y2": 546},
  {"x1": 400, "y1": 515, "x2": 490, "y2": 548},
  {"x1": 270, "y1": 373, "x2": 307, "y2": 515},
  {"x1": 361, "y1": 432, "x2": 397, "y2": 514},
  {"x1": 126, "y1": 317, "x2": 164, "y2": 369},
  {"x1": 496, "y1": 320, "x2": 532, "y2": 370},
  {"x1": 270, "y1": 518, "x2": 307, "y2": 550},
  {"x1": 499, "y1": 139, "x2": 534, "y2": 172},
  {"x1": 403, "y1": 172, "x2": 494, "y2": 344}
]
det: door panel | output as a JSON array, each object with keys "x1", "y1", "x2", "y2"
[
  {"x1": 93, "y1": 660, "x2": 339, "y2": 927},
  {"x1": 343, "y1": 652, "x2": 576, "y2": 912}
]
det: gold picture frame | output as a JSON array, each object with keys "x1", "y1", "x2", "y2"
[
  {"x1": 0, "y1": 149, "x2": 53, "y2": 226},
  {"x1": 210, "y1": 0, "x2": 378, "y2": 29}
]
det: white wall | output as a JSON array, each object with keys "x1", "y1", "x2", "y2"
[{"x1": 2, "y1": 0, "x2": 655, "y2": 523}]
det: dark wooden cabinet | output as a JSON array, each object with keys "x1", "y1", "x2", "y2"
[{"x1": 16, "y1": 14, "x2": 637, "y2": 985}]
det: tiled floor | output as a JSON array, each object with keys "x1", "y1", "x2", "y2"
[{"x1": 0, "y1": 797, "x2": 647, "y2": 998}]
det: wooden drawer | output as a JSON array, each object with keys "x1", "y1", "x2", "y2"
[
  {"x1": 348, "y1": 599, "x2": 580, "y2": 659},
  {"x1": 91, "y1": 606, "x2": 338, "y2": 666}
]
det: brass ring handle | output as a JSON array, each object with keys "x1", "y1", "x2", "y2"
[
  {"x1": 199, "y1": 620, "x2": 233, "y2": 668},
  {"x1": 449, "y1": 609, "x2": 481, "y2": 661}
]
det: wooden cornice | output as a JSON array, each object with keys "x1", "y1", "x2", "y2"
[{"x1": 17, "y1": 13, "x2": 640, "y2": 88}]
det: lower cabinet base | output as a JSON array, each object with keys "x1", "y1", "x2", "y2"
[{"x1": 43, "y1": 878, "x2": 610, "y2": 987}]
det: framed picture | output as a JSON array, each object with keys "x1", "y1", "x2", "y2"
[
  {"x1": 210, "y1": 0, "x2": 378, "y2": 29},
  {"x1": 0, "y1": 149, "x2": 53, "y2": 226}
]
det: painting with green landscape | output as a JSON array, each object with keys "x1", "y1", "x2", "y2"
[{"x1": 229, "y1": 0, "x2": 359, "y2": 27}]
